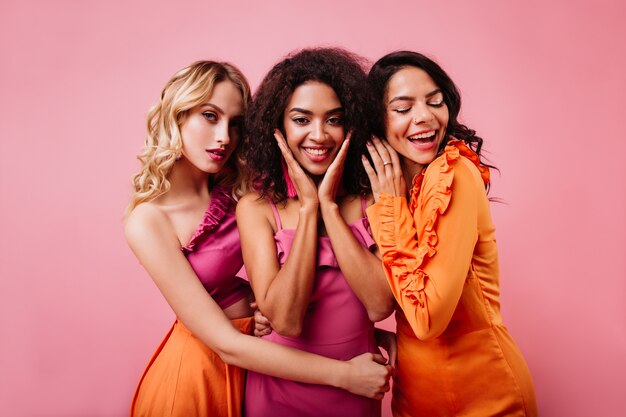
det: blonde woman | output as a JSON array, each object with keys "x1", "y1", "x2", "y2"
[{"x1": 125, "y1": 61, "x2": 391, "y2": 417}]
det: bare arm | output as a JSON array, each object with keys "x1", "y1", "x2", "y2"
[
  {"x1": 236, "y1": 193, "x2": 318, "y2": 337},
  {"x1": 125, "y1": 204, "x2": 391, "y2": 398},
  {"x1": 318, "y1": 137, "x2": 394, "y2": 321}
]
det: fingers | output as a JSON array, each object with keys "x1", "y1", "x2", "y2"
[
  {"x1": 361, "y1": 156, "x2": 377, "y2": 183},
  {"x1": 274, "y1": 129, "x2": 297, "y2": 167},
  {"x1": 371, "y1": 353, "x2": 387, "y2": 365},
  {"x1": 365, "y1": 139, "x2": 385, "y2": 172},
  {"x1": 326, "y1": 137, "x2": 350, "y2": 177},
  {"x1": 382, "y1": 140, "x2": 402, "y2": 177},
  {"x1": 253, "y1": 310, "x2": 272, "y2": 337},
  {"x1": 371, "y1": 137, "x2": 393, "y2": 172},
  {"x1": 334, "y1": 137, "x2": 350, "y2": 166},
  {"x1": 362, "y1": 156, "x2": 380, "y2": 202}
]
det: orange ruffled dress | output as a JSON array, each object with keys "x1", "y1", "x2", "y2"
[
  {"x1": 366, "y1": 140, "x2": 537, "y2": 417},
  {"x1": 131, "y1": 187, "x2": 253, "y2": 417}
]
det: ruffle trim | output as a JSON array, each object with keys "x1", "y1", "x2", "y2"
[
  {"x1": 182, "y1": 186, "x2": 234, "y2": 254},
  {"x1": 269, "y1": 217, "x2": 376, "y2": 269},
  {"x1": 380, "y1": 139, "x2": 488, "y2": 306}
]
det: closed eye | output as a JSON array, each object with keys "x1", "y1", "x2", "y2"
[{"x1": 393, "y1": 107, "x2": 410, "y2": 114}]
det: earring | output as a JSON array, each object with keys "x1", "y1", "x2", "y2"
[{"x1": 281, "y1": 158, "x2": 297, "y2": 198}]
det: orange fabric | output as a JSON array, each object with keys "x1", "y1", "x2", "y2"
[
  {"x1": 131, "y1": 317, "x2": 253, "y2": 417},
  {"x1": 367, "y1": 140, "x2": 537, "y2": 416}
]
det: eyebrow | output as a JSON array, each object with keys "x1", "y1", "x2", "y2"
[
  {"x1": 200, "y1": 103, "x2": 225, "y2": 114},
  {"x1": 388, "y1": 89, "x2": 443, "y2": 105},
  {"x1": 289, "y1": 106, "x2": 344, "y2": 115}
]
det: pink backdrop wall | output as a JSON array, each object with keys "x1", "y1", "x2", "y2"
[{"x1": 1, "y1": 1, "x2": 625, "y2": 416}]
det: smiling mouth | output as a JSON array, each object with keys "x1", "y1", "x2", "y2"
[
  {"x1": 408, "y1": 130, "x2": 437, "y2": 143},
  {"x1": 303, "y1": 147, "x2": 330, "y2": 156},
  {"x1": 301, "y1": 146, "x2": 333, "y2": 163}
]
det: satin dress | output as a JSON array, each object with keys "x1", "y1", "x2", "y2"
[
  {"x1": 367, "y1": 141, "x2": 537, "y2": 417},
  {"x1": 243, "y1": 197, "x2": 381, "y2": 417}
]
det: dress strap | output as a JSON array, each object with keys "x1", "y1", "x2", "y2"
[{"x1": 268, "y1": 199, "x2": 283, "y2": 231}]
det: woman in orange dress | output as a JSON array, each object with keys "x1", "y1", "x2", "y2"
[
  {"x1": 125, "y1": 60, "x2": 391, "y2": 417},
  {"x1": 362, "y1": 51, "x2": 538, "y2": 416}
]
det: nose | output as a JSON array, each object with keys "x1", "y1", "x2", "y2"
[
  {"x1": 309, "y1": 120, "x2": 326, "y2": 141},
  {"x1": 412, "y1": 102, "x2": 434, "y2": 125},
  {"x1": 215, "y1": 121, "x2": 230, "y2": 146}
]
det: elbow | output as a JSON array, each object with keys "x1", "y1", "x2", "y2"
[
  {"x1": 367, "y1": 296, "x2": 396, "y2": 323},
  {"x1": 257, "y1": 299, "x2": 305, "y2": 337},
  {"x1": 271, "y1": 318, "x2": 303, "y2": 338},
  {"x1": 367, "y1": 303, "x2": 395, "y2": 323},
  {"x1": 211, "y1": 336, "x2": 241, "y2": 365},
  {"x1": 262, "y1": 307, "x2": 304, "y2": 337}
]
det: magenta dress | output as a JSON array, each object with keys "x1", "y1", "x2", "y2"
[{"x1": 243, "y1": 198, "x2": 381, "y2": 417}]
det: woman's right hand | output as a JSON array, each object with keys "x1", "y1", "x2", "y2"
[
  {"x1": 274, "y1": 129, "x2": 319, "y2": 209},
  {"x1": 362, "y1": 136, "x2": 406, "y2": 202},
  {"x1": 342, "y1": 352, "x2": 392, "y2": 400}
]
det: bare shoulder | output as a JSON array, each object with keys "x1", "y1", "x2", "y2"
[
  {"x1": 236, "y1": 192, "x2": 277, "y2": 232},
  {"x1": 237, "y1": 192, "x2": 271, "y2": 217},
  {"x1": 124, "y1": 202, "x2": 173, "y2": 247}
]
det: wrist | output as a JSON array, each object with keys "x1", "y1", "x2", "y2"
[
  {"x1": 319, "y1": 200, "x2": 339, "y2": 216},
  {"x1": 299, "y1": 203, "x2": 319, "y2": 216},
  {"x1": 333, "y1": 360, "x2": 351, "y2": 390}
]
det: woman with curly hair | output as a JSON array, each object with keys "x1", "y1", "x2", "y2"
[
  {"x1": 363, "y1": 51, "x2": 537, "y2": 416},
  {"x1": 237, "y1": 48, "x2": 396, "y2": 417},
  {"x1": 125, "y1": 60, "x2": 392, "y2": 417}
]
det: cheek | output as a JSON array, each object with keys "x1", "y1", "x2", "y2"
[
  {"x1": 331, "y1": 126, "x2": 345, "y2": 144},
  {"x1": 386, "y1": 116, "x2": 405, "y2": 138},
  {"x1": 439, "y1": 109, "x2": 450, "y2": 129}
]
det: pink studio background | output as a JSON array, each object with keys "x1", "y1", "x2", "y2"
[{"x1": 1, "y1": 1, "x2": 625, "y2": 416}]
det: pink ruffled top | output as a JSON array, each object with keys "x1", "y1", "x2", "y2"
[
  {"x1": 242, "y1": 197, "x2": 381, "y2": 417},
  {"x1": 182, "y1": 186, "x2": 250, "y2": 310}
]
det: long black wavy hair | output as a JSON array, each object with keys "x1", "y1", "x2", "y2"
[
  {"x1": 367, "y1": 51, "x2": 492, "y2": 170},
  {"x1": 243, "y1": 47, "x2": 371, "y2": 203}
]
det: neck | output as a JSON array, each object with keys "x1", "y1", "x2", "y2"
[
  {"x1": 401, "y1": 159, "x2": 425, "y2": 197},
  {"x1": 165, "y1": 158, "x2": 211, "y2": 203}
]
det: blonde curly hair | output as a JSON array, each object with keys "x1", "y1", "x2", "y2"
[{"x1": 126, "y1": 61, "x2": 251, "y2": 214}]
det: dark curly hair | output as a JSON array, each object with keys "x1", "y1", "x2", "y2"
[
  {"x1": 243, "y1": 47, "x2": 371, "y2": 203},
  {"x1": 367, "y1": 51, "x2": 493, "y2": 173}
]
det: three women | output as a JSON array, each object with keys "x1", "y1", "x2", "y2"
[{"x1": 127, "y1": 48, "x2": 537, "y2": 417}]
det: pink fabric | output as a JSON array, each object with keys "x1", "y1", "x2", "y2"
[
  {"x1": 182, "y1": 186, "x2": 250, "y2": 310},
  {"x1": 243, "y1": 197, "x2": 381, "y2": 417}
]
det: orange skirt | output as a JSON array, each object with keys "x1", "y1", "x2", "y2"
[{"x1": 131, "y1": 317, "x2": 254, "y2": 417}]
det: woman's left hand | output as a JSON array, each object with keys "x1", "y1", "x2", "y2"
[
  {"x1": 362, "y1": 137, "x2": 406, "y2": 202},
  {"x1": 250, "y1": 302, "x2": 273, "y2": 337},
  {"x1": 318, "y1": 133, "x2": 351, "y2": 206},
  {"x1": 374, "y1": 327, "x2": 397, "y2": 369}
]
